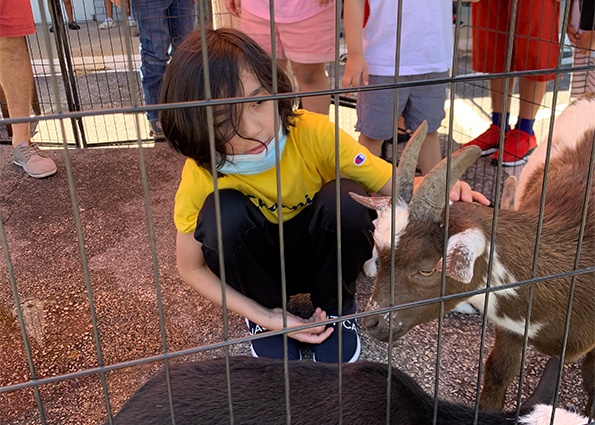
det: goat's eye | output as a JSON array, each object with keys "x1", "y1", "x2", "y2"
[{"x1": 419, "y1": 268, "x2": 436, "y2": 277}]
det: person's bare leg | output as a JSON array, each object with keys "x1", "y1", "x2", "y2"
[
  {"x1": 290, "y1": 62, "x2": 331, "y2": 115},
  {"x1": 61, "y1": 0, "x2": 75, "y2": 22},
  {"x1": 397, "y1": 115, "x2": 406, "y2": 132},
  {"x1": 518, "y1": 77, "x2": 546, "y2": 120},
  {"x1": 358, "y1": 133, "x2": 383, "y2": 157},
  {"x1": 489, "y1": 78, "x2": 514, "y2": 114},
  {"x1": 123, "y1": 0, "x2": 131, "y2": 16},
  {"x1": 105, "y1": 0, "x2": 113, "y2": 19},
  {"x1": 416, "y1": 131, "x2": 442, "y2": 175},
  {"x1": 0, "y1": 36, "x2": 33, "y2": 147}
]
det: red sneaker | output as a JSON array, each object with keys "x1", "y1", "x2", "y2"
[
  {"x1": 490, "y1": 129, "x2": 537, "y2": 167},
  {"x1": 462, "y1": 124, "x2": 507, "y2": 155}
]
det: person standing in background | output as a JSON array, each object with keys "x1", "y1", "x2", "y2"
[
  {"x1": 341, "y1": 0, "x2": 453, "y2": 175},
  {"x1": 462, "y1": 0, "x2": 560, "y2": 167},
  {"x1": 225, "y1": 0, "x2": 335, "y2": 115},
  {"x1": 130, "y1": 0, "x2": 196, "y2": 140},
  {"x1": 568, "y1": 0, "x2": 595, "y2": 97},
  {"x1": 1, "y1": 0, "x2": 57, "y2": 178},
  {"x1": 99, "y1": 0, "x2": 137, "y2": 30},
  {"x1": 49, "y1": 0, "x2": 81, "y2": 31}
]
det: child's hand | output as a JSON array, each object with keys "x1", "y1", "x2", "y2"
[
  {"x1": 567, "y1": 25, "x2": 581, "y2": 45},
  {"x1": 341, "y1": 52, "x2": 369, "y2": 88},
  {"x1": 576, "y1": 30, "x2": 595, "y2": 55},
  {"x1": 225, "y1": 0, "x2": 242, "y2": 17},
  {"x1": 271, "y1": 308, "x2": 334, "y2": 344},
  {"x1": 450, "y1": 181, "x2": 490, "y2": 205}
]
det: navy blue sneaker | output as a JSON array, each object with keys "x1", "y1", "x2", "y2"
[
  {"x1": 312, "y1": 307, "x2": 360, "y2": 364},
  {"x1": 245, "y1": 319, "x2": 302, "y2": 360}
]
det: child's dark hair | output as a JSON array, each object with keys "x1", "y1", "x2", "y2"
[{"x1": 160, "y1": 27, "x2": 298, "y2": 171}]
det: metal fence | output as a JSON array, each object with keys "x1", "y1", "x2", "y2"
[{"x1": 0, "y1": 0, "x2": 593, "y2": 424}]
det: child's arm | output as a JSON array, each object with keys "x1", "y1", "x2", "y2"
[
  {"x1": 376, "y1": 176, "x2": 491, "y2": 205},
  {"x1": 176, "y1": 232, "x2": 334, "y2": 343},
  {"x1": 341, "y1": 0, "x2": 368, "y2": 88}
]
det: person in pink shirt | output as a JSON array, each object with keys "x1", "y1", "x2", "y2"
[{"x1": 225, "y1": 0, "x2": 335, "y2": 115}]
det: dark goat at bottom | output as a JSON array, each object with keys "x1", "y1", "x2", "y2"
[{"x1": 106, "y1": 356, "x2": 586, "y2": 425}]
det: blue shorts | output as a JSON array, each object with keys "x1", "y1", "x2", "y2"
[{"x1": 355, "y1": 72, "x2": 448, "y2": 141}]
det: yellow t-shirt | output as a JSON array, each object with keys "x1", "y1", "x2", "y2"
[{"x1": 174, "y1": 111, "x2": 392, "y2": 234}]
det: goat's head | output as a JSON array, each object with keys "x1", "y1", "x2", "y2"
[{"x1": 351, "y1": 122, "x2": 483, "y2": 342}]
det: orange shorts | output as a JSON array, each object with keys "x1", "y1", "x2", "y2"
[
  {"x1": 471, "y1": 0, "x2": 560, "y2": 81},
  {"x1": 0, "y1": 0, "x2": 36, "y2": 37}
]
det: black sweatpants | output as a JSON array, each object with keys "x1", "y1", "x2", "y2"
[{"x1": 194, "y1": 179, "x2": 376, "y2": 316}]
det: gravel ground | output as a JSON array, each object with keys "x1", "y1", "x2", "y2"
[{"x1": 0, "y1": 139, "x2": 588, "y2": 424}]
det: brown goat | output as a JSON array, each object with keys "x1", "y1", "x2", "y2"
[{"x1": 351, "y1": 94, "x2": 595, "y2": 413}]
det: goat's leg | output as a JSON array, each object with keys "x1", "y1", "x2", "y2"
[
  {"x1": 480, "y1": 328, "x2": 522, "y2": 410},
  {"x1": 582, "y1": 348, "x2": 595, "y2": 417}
]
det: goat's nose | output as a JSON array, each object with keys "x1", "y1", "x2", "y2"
[{"x1": 362, "y1": 315, "x2": 380, "y2": 330}]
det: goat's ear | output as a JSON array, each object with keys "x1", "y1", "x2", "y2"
[
  {"x1": 436, "y1": 229, "x2": 486, "y2": 284},
  {"x1": 349, "y1": 192, "x2": 391, "y2": 212},
  {"x1": 519, "y1": 356, "x2": 561, "y2": 414}
]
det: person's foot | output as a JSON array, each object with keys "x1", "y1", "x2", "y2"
[
  {"x1": 245, "y1": 319, "x2": 302, "y2": 360},
  {"x1": 68, "y1": 21, "x2": 80, "y2": 30},
  {"x1": 490, "y1": 128, "x2": 537, "y2": 167},
  {"x1": 462, "y1": 124, "x2": 507, "y2": 155},
  {"x1": 127, "y1": 17, "x2": 138, "y2": 27},
  {"x1": 13, "y1": 142, "x2": 57, "y2": 178},
  {"x1": 149, "y1": 120, "x2": 166, "y2": 141},
  {"x1": 312, "y1": 306, "x2": 360, "y2": 363},
  {"x1": 99, "y1": 18, "x2": 115, "y2": 30}
]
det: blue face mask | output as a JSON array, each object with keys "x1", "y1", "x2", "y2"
[{"x1": 217, "y1": 126, "x2": 287, "y2": 175}]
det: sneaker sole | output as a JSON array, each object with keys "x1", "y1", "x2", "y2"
[
  {"x1": 480, "y1": 147, "x2": 498, "y2": 156},
  {"x1": 13, "y1": 161, "x2": 57, "y2": 178},
  {"x1": 491, "y1": 147, "x2": 536, "y2": 167}
]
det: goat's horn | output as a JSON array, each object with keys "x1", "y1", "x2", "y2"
[
  {"x1": 409, "y1": 145, "x2": 482, "y2": 222},
  {"x1": 394, "y1": 121, "x2": 428, "y2": 204}
]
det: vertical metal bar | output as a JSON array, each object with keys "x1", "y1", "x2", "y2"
[
  {"x1": 548, "y1": 117, "x2": 595, "y2": 425},
  {"x1": 195, "y1": 24, "x2": 236, "y2": 425},
  {"x1": 437, "y1": 1, "x2": 464, "y2": 424},
  {"x1": 386, "y1": 0, "x2": 406, "y2": 423},
  {"x1": 47, "y1": 0, "x2": 87, "y2": 148},
  {"x1": 512, "y1": 3, "x2": 572, "y2": 423},
  {"x1": 332, "y1": 2, "x2": 345, "y2": 423},
  {"x1": 0, "y1": 217, "x2": 48, "y2": 423},
  {"x1": 264, "y1": 2, "x2": 293, "y2": 424},
  {"x1": 472, "y1": 0, "x2": 520, "y2": 422}
]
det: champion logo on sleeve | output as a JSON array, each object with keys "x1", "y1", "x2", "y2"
[{"x1": 354, "y1": 153, "x2": 367, "y2": 166}]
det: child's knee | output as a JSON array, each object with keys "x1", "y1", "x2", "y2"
[
  {"x1": 197, "y1": 190, "x2": 259, "y2": 242},
  {"x1": 318, "y1": 179, "x2": 374, "y2": 228}
]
